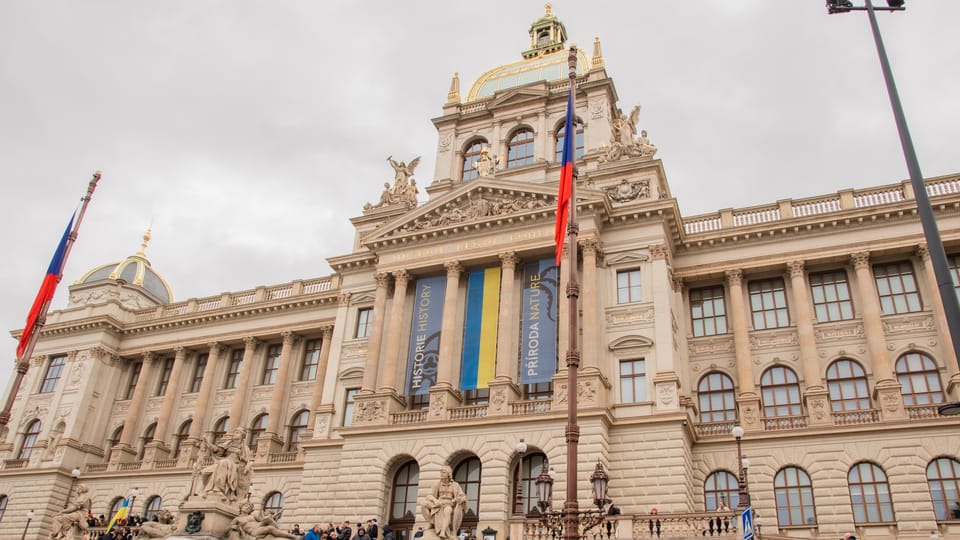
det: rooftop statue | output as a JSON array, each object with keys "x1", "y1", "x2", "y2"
[
  {"x1": 601, "y1": 104, "x2": 658, "y2": 162},
  {"x1": 364, "y1": 156, "x2": 422, "y2": 210},
  {"x1": 473, "y1": 148, "x2": 501, "y2": 177}
]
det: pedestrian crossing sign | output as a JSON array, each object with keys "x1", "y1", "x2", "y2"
[{"x1": 742, "y1": 507, "x2": 754, "y2": 540}]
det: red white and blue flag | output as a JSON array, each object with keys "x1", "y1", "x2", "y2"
[
  {"x1": 16, "y1": 214, "x2": 75, "y2": 358},
  {"x1": 554, "y1": 83, "x2": 575, "y2": 264}
]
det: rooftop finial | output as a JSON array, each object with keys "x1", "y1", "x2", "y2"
[
  {"x1": 446, "y1": 72, "x2": 461, "y2": 104},
  {"x1": 545, "y1": 2, "x2": 552, "y2": 17},
  {"x1": 136, "y1": 227, "x2": 152, "y2": 258},
  {"x1": 592, "y1": 35, "x2": 605, "y2": 69}
]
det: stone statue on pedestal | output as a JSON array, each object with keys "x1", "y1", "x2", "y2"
[
  {"x1": 227, "y1": 502, "x2": 297, "y2": 540},
  {"x1": 421, "y1": 466, "x2": 468, "y2": 540},
  {"x1": 49, "y1": 484, "x2": 90, "y2": 539}
]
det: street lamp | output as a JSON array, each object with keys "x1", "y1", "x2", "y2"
[
  {"x1": 21, "y1": 509, "x2": 35, "y2": 540},
  {"x1": 535, "y1": 460, "x2": 612, "y2": 536},
  {"x1": 64, "y1": 467, "x2": 81, "y2": 508},
  {"x1": 731, "y1": 426, "x2": 750, "y2": 509},
  {"x1": 129, "y1": 487, "x2": 142, "y2": 520},
  {"x1": 827, "y1": 0, "x2": 960, "y2": 416}
]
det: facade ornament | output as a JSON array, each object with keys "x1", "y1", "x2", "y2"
[
  {"x1": 725, "y1": 269, "x2": 743, "y2": 287},
  {"x1": 580, "y1": 238, "x2": 600, "y2": 257},
  {"x1": 364, "y1": 156, "x2": 421, "y2": 211},
  {"x1": 229, "y1": 501, "x2": 297, "y2": 539},
  {"x1": 137, "y1": 510, "x2": 176, "y2": 537},
  {"x1": 605, "y1": 179, "x2": 650, "y2": 203},
  {"x1": 850, "y1": 252, "x2": 870, "y2": 270},
  {"x1": 649, "y1": 244, "x2": 669, "y2": 261},
  {"x1": 446, "y1": 72, "x2": 461, "y2": 104},
  {"x1": 194, "y1": 427, "x2": 252, "y2": 503},
  {"x1": 375, "y1": 272, "x2": 391, "y2": 288},
  {"x1": 916, "y1": 243, "x2": 930, "y2": 262},
  {"x1": 438, "y1": 133, "x2": 452, "y2": 152},
  {"x1": 393, "y1": 269, "x2": 411, "y2": 289},
  {"x1": 599, "y1": 105, "x2": 658, "y2": 161},
  {"x1": 473, "y1": 148, "x2": 501, "y2": 177},
  {"x1": 490, "y1": 388, "x2": 507, "y2": 412},
  {"x1": 397, "y1": 193, "x2": 550, "y2": 234},
  {"x1": 421, "y1": 465, "x2": 468, "y2": 540},
  {"x1": 498, "y1": 251, "x2": 520, "y2": 270},
  {"x1": 787, "y1": 260, "x2": 805, "y2": 278},
  {"x1": 444, "y1": 260, "x2": 463, "y2": 278},
  {"x1": 355, "y1": 399, "x2": 385, "y2": 423},
  {"x1": 49, "y1": 483, "x2": 91, "y2": 539},
  {"x1": 337, "y1": 292, "x2": 352, "y2": 307},
  {"x1": 589, "y1": 98, "x2": 607, "y2": 119},
  {"x1": 591, "y1": 35, "x2": 605, "y2": 69}
]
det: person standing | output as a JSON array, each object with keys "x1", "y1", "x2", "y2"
[
  {"x1": 368, "y1": 518, "x2": 379, "y2": 540},
  {"x1": 305, "y1": 525, "x2": 323, "y2": 540}
]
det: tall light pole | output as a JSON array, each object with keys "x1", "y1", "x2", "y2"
[
  {"x1": 731, "y1": 426, "x2": 750, "y2": 509},
  {"x1": 129, "y1": 487, "x2": 141, "y2": 520},
  {"x1": 21, "y1": 509, "x2": 34, "y2": 540},
  {"x1": 64, "y1": 467, "x2": 81, "y2": 508},
  {"x1": 826, "y1": 0, "x2": 960, "y2": 417}
]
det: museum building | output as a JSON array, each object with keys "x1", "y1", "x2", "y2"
[{"x1": 2, "y1": 7, "x2": 960, "y2": 540}]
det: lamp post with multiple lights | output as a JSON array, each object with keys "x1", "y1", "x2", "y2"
[
  {"x1": 825, "y1": 0, "x2": 960, "y2": 418},
  {"x1": 731, "y1": 426, "x2": 751, "y2": 509},
  {"x1": 535, "y1": 459, "x2": 611, "y2": 538}
]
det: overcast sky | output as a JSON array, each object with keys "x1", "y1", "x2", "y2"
[{"x1": 2, "y1": 1, "x2": 959, "y2": 389}]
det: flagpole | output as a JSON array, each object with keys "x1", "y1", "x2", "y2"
[{"x1": 0, "y1": 171, "x2": 101, "y2": 431}]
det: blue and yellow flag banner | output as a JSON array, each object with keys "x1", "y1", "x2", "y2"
[
  {"x1": 460, "y1": 267, "x2": 501, "y2": 390},
  {"x1": 107, "y1": 497, "x2": 131, "y2": 531},
  {"x1": 519, "y1": 259, "x2": 559, "y2": 384},
  {"x1": 405, "y1": 276, "x2": 446, "y2": 395}
]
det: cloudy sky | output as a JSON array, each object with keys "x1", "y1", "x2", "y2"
[{"x1": 2, "y1": 1, "x2": 959, "y2": 388}]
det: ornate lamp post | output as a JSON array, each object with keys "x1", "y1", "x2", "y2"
[
  {"x1": 129, "y1": 487, "x2": 142, "y2": 520},
  {"x1": 535, "y1": 460, "x2": 611, "y2": 538},
  {"x1": 64, "y1": 467, "x2": 81, "y2": 508},
  {"x1": 731, "y1": 426, "x2": 750, "y2": 508},
  {"x1": 21, "y1": 509, "x2": 35, "y2": 540}
]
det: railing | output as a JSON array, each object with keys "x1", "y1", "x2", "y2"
[
  {"x1": 153, "y1": 458, "x2": 179, "y2": 469},
  {"x1": 84, "y1": 527, "x2": 141, "y2": 539},
  {"x1": 233, "y1": 292, "x2": 256, "y2": 305},
  {"x1": 632, "y1": 511, "x2": 740, "y2": 539},
  {"x1": 3, "y1": 458, "x2": 28, "y2": 469},
  {"x1": 906, "y1": 405, "x2": 943, "y2": 420},
  {"x1": 392, "y1": 410, "x2": 428, "y2": 425},
  {"x1": 833, "y1": 409, "x2": 880, "y2": 426},
  {"x1": 197, "y1": 298, "x2": 221, "y2": 311},
  {"x1": 268, "y1": 285, "x2": 292, "y2": 300},
  {"x1": 694, "y1": 421, "x2": 737, "y2": 438},
  {"x1": 117, "y1": 461, "x2": 143, "y2": 472},
  {"x1": 511, "y1": 400, "x2": 552, "y2": 415},
  {"x1": 267, "y1": 452, "x2": 299, "y2": 464},
  {"x1": 85, "y1": 463, "x2": 108, "y2": 473},
  {"x1": 682, "y1": 175, "x2": 958, "y2": 235},
  {"x1": 763, "y1": 415, "x2": 807, "y2": 431},
  {"x1": 448, "y1": 405, "x2": 488, "y2": 420},
  {"x1": 303, "y1": 278, "x2": 332, "y2": 294}
]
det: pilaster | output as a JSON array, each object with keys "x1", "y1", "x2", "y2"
[{"x1": 361, "y1": 272, "x2": 390, "y2": 393}]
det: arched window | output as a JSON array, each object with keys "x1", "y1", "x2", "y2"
[
  {"x1": 18, "y1": 420, "x2": 41, "y2": 460},
  {"x1": 826, "y1": 359, "x2": 871, "y2": 412},
  {"x1": 506, "y1": 129, "x2": 535, "y2": 168},
  {"x1": 705, "y1": 470, "x2": 740, "y2": 511},
  {"x1": 173, "y1": 420, "x2": 192, "y2": 458},
  {"x1": 895, "y1": 352, "x2": 945, "y2": 406},
  {"x1": 454, "y1": 457, "x2": 482, "y2": 535},
  {"x1": 263, "y1": 492, "x2": 284, "y2": 520},
  {"x1": 211, "y1": 416, "x2": 229, "y2": 444},
  {"x1": 287, "y1": 410, "x2": 309, "y2": 452},
  {"x1": 0, "y1": 495, "x2": 7, "y2": 523},
  {"x1": 249, "y1": 414, "x2": 268, "y2": 450},
  {"x1": 555, "y1": 120, "x2": 584, "y2": 162},
  {"x1": 760, "y1": 366, "x2": 802, "y2": 418},
  {"x1": 105, "y1": 425, "x2": 123, "y2": 462},
  {"x1": 926, "y1": 457, "x2": 960, "y2": 521},
  {"x1": 389, "y1": 460, "x2": 420, "y2": 540},
  {"x1": 775, "y1": 466, "x2": 816, "y2": 526},
  {"x1": 137, "y1": 422, "x2": 157, "y2": 460},
  {"x1": 848, "y1": 462, "x2": 894, "y2": 524},
  {"x1": 144, "y1": 496, "x2": 162, "y2": 521},
  {"x1": 461, "y1": 140, "x2": 488, "y2": 181},
  {"x1": 698, "y1": 372, "x2": 737, "y2": 424},
  {"x1": 109, "y1": 497, "x2": 125, "y2": 518},
  {"x1": 513, "y1": 452, "x2": 547, "y2": 515}
]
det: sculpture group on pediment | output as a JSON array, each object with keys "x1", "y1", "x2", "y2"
[
  {"x1": 399, "y1": 193, "x2": 549, "y2": 233},
  {"x1": 605, "y1": 179, "x2": 650, "y2": 203},
  {"x1": 600, "y1": 104, "x2": 658, "y2": 162},
  {"x1": 364, "y1": 156, "x2": 422, "y2": 211}
]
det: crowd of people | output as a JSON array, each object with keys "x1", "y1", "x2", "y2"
[{"x1": 288, "y1": 518, "x2": 395, "y2": 540}]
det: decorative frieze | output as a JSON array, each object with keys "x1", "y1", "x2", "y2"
[
  {"x1": 390, "y1": 192, "x2": 550, "y2": 236},
  {"x1": 815, "y1": 322, "x2": 865, "y2": 341},
  {"x1": 749, "y1": 330, "x2": 799, "y2": 350},
  {"x1": 687, "y1": 336, "x2": 736, "y2": 356},
  {"x1": 605, "y1": 304, "x2": 655, "y2": 328},
  {"x1": 882, "y1": 314, "x2": 935, "y2": 334}
]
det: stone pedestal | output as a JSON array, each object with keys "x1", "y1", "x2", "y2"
[
  {"x1": 803, "y1": 387, "x2": 832, "y2": 427},
  {"x1": 736, "y1": 393, "x2": 763, "y2": 433},
  {"x1": 108, "y1": 443, "x2": 137, "y2": 468},
  {"x1": 486, "y1": 380, "x2": 520, "y2": 416},
  {"x1": 874, "y1": 379, "x2": 907, "y2": 421},
  {"x1": 653, "y1": 371, "x2": 681, "y2": 412},
  {"x1": 428, "y1": 386, "x2": 462, "y2": 420},
  {"x1": 175, "y1": 498, "x2": 240, "y2": 539},
  {"x1": 142, "y1": 440, "x2": 171, "y2": 463},
  {"x1": 352, "y1": 393, "x2": 404, "y2": 426},
  {"x1": 552, "y1": 370, "x2": 609, "y2": 411}
]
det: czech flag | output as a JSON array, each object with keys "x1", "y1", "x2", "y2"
[
  {"x1": 554, "y1": 83, "x2": 575, "y2": 265},
  {"x1": 16, "y1": 214, "x2": 75, "y2": 359},
  {"x1": 106, "y1": 497, "x2": 131, "y2": 531}
]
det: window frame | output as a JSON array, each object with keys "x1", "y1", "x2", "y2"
[
  {"x1": 263, "y1": 491, "x2": 284, "y2": 519},
  {"x1": 948, "y1": 253, "x2": 959, "y2": 301},
  {"x1": 704, "y1": 470, "x2": 740, "y2": 511},
  {"x1": 224, "y1": 349, "x2": 243, "y2": 389},
  {"x1": 156, "y1": 357, "x2": 174, "y2": 396},
  {"x1": 461, "y1": 140, "x2": 487, "y2": 182},
  {"x1": 848, "y1": 462, "x2": 895, "y2": 524},
  {"x1": 513, "y1": 452, "x2": 547, "y2": 515},
  {"x1": 248, "y1": 414, "x2": 268, "y2": 450},
  {"x1": 390, "y1": 461, "x2": 420, "y2": 522},
  {"x1": 926, "y1": 457, "x2": 960, "y2": 521},
  {"x1": 190, "y1": 353, "x2": 208, "y2": 393},
  {"x1": 125, "y1": 361, "x2": 143, "y2": 400},
  {"x1": 698, "y1": 372, "x2": 737, "y2": 424},
  {"x1": 261, "y1": 344, "x2": 282, "y2": 385},
  {"x1": 874, "y1": 261, "x2": 922, "y2": 315},
  {"x1": 287, "y1": 410, "x2": 309, "y2": 452},
  {"x1": 343, "y1": 388, "x2": 359, "y2": 427},
  {"x1": 774, "y1": 466, "x2": 817, "y2": 527},
  {"x1": 616, "y1": 269, "x2": 642, "y2": 304},
  {"x1": 760, "y1": 366, "x2": 802, "y2": 418},
  {"x1": 749, "y1": 278, "x2": 790, "y2": 330},
  {"x1": 18, "y1": 420, "x2": 41, "y2": 460},
  {"x1": 355, "y1": 307, "x2": 373, "y2": 339},
  {"x1": 39, "y1": 355, "x2": 67, "y2": 394},
  {"x1": 144, "y1": 495, "x2": 162, "y2": 521},
  {"x1": 172, "y1": 420, "x2": 192, "y2": 459},
  {"x1": 895, "y1": 352, "x2": 945, "y2": 406},
  {"x1": 554, "y1": 120, "x2": 585, "y2": 162},
  {"x1": 300, "y1": 339, "x2": 322, "y2": 381},
  {"x1": 809, "y1": 270, "x2": 855, "y2": 323},
  {"x1": 506, "y1": 128, "x2": 535, "y2": 169},
  {"x1": 619, "y1": 359, "x2": 647, "y2": 403},
  {"x1": 211, "y1": 416, "x2": 229, "y2": 444},
  {"x1": 826, "y1": 359, "x2": 871, "y2": 412},
  {"x1": 690, "y1": 285, "x2": 728, "y2": 337},
  {"x1": 454, "y1": 457, "x2": 483, "y2": 531},
  {"x1": 0, "y1": 494, "x2": 7, "y2": 524}
]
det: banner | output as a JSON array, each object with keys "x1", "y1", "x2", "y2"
[
  {"x1": 519, "y1": 258, "x2": 559, "y2": 385},
  {"x1": 405, "y1": 276, "x2": 446, "y2": 395},
  {"x1": 460, "y1": 267, "x2": 501, "y2": 390}
]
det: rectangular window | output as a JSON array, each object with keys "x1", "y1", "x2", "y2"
[
  {"x1": 617, "y1": 269, "x2": 642, "y2": 304},
  {"x1": 523, "y1": 382, "x2": 553, "y2": 401},
  {"x1": 190, "y1": 354, "x2": 208, "y2": 393},
  {"x1": 690, "y1": 286, "x2": 727, "y2": 337},
  {"x1": 948, "y1": 253, "x2": 959, "y2": 301},
  {"x1": 262, "y1": 344, "x2": 282, "y2": 385},
  {"x1": 620, "y1": 359, "x2": 647, "y2": 403},
  {"x1": 301, "y1": 339, "x2": 321, "y2": 381},
  {"x1": 156, "y1": 358, "x2": 174, "y2": 396},
  {"x1": 810, "y1": 270, "x2": 854, "y2": 322},
  {"x1": 874, "y1": 261, "x2": 922, "y2": 315},
  {"x1": 410, "y1": 394, "x2": 430, "y2": 410},
  {"x1": 463, "y1": 388, "x2": 489, "y2": 405},
  {"x1": 355, "y1": 308, "x2": 373, "y2": 338},
  {"x1": 343, "y1": 388, "x2": 359, "y2": 426},
  {"x1": 224, "y1": 349, "x2": 242, "y2": 389},
  {"x1": 749, "y1": 278, "x2": 790, "y2": 330},
  {"x1": 39, "y1": 355, "x2": 67, "y2": 394},
  {"x1": 125, "y1": 361, "x2": 142, "y2": 400}
]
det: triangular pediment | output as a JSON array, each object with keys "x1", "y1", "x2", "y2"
[
  {"x1": 361, "y1": 178, "x2": 604, "y2": 247},
  {"x1": 489, "y1": 84, "x2": 550, "y2": 109},
  {"x1": 604, "y1": 252, "x2": 650, "y2": 266},
  {"x1": 608, "y1": 335, "x2": 654, "y2": 351}
]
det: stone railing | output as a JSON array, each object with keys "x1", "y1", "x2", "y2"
[
  {"x1": 448, "y1": 405, "x2": 488, "y2": 420},
  {"x1": 763, "y1": 415, "x2": 807, "y2": 431},
  {"x1": 833, "y1": 409, "x2": 880, "y2": 426},
  {"x1": 3, "y1": 458, "x2": 28, "y2": 469},
  {"x1": 267, "y1": 452, "x2": 300, "y2": 465},
  {"x1": 524, "y1": 510, "x2": 741, "y2": 540},
  {"x1": 682, "y1": 176, "x2": 959, "y2": 235},
  {"x1": 511, "y1": 399, "x2": 553, "y2": 415},
  {"x1": 133, "y1": 277, "x2": 334, "y2": 322},
  {"x1": 84, "y1": 527, "x2": 141, "y2": 539},
  {"x1": 153, "y1": 458, "x2": 179, "y2": 469},
  {"x1": 85, "y1": 463, "x2": 109, "y2": 473},
  {"x1": 117, "y1": 461, "x2": 143, "y2": 472},
  {"x1": 906, "y1": 404, "x2": 944, "y2": 420},
  {"x1": 694, "y1": 421, "x2": 737, "y2": 438},
  {"x1": 392, "y1": 410, "x2": 428, "y2": 425}
]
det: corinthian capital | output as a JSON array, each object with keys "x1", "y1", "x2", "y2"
[
  {"x1": 498, "y1": 251, "x2": 520, "y2": 270},
  {"x1": 786, "y1": 260, "x2": 805, "y2": 278},
  {"x1": 392, "y1": 270, "x2": 411, "y2": 288},
  {"x1": 374, "y1": 272, "x2": 390, "y2": 288},
  {"x1": 850, "y1": 252, "x2": 870, "y2": 270},
  {"x1": 444, "y1": 261, "x2": 463, "y2": 277},
  {"x1": 725, "y1": 269, "x2": 743, "y2": 286}
]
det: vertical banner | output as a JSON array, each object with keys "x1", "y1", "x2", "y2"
[
  {"x1": 460, "y1": 267, "x2": 502, "y2": 391},
  {"x1": 519, "y1": 258, "x2": 559, "y2": 385},
  {"x1": 405, "y1": 275, "x2": 447, "y2": 395}
]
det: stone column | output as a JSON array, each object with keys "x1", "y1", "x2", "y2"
[
  {"x1": 536, "y1": 111, "x2": 548, "y2": 162},
  {"x1": 650, "y1": 245, "x2": 680, "y2": 411},
  {"x1": 580, "y1": 239, "x2": 600, "y2": 371},
  {"x1": 493, "y1": 122, "x2": 503, "y2": 162},
  {"x1": 263, "y1": 331, "x2": 299, "y2": 453},
  {"x1": 787, "y1": 261, "x2": 830, "y2": 426},
  {"x1": 850, "y1": 252, "x2": 905, "y2": 420},
  {"x1": 187, "y1": 343, "x2": 223, "y2": 444},
  {"x1": 918, "y1": 244, "x2": 960, "y2": 394},
  {"x1": 489, "y1": 252, "x2": 521, "y2": 416},
  {"x1": 379, "y1": 270, "x2": 411, "y2": 395},
  {"x1": 430, "y1": 261, "x2": 463, "y2": 419},
  {"x1": 113, "y1": 352, "x2": 158, "y2": 462},
  {"x1": 726, "y1": 270, "x2": 762, "y2": 431},
  {"x1": 557, "y1": 244, "x2": 571, "y2": 375},
  {"x1": 361, "y1": 272, "x2": 391, "y2": 394},
  {"x1": 306, "y1": 326, "x2": 334, "y2": 438},
  {"x1": 226, "y1": 337, "x2": 260, "y2": 432},
  {"x1": 147, "y1": 346, "x2": 190, "y2": 459}
]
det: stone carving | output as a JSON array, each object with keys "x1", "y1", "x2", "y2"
[
  {"x1": 600, "y1": 105, "x2": 657, "y2": 161},
  {"x1": 43, "y1": 421, "x2": 65, "y2": 461},
  {"x1": 438, "y1": 133, "x2": 452, "y2": 152},
  {"x1": 579, "y1": 381, "x2": 598, "y2": 404},
  {"x1": 195, "y1": 427, "x2": 253, "y2": 503},
  {"x1": 472, "y1": 148, "x2": 501, "y2": 177},
  {"x1": 397, "y1": 193, "x2": 549, "y2": 234},
  {"x1": 741, "y1": 404, "x2": 758, "y2": 426},
  {"x1": 185, "y1": 511, "x2": 204, "y2": 534},
  {"x1": 749, "y1": 331, "x2": 799, "y2": 349},
  {"x1": 605, "y1": 305, "x2": 654, "y2": 328},
  {"x1": 430, "y1": 395, "x2": 445, "y2": 418},
  {"x1": 809, "y1": 397, "x2": 827, "y2": 421},
  {"x1": 421, "y1": 465, "x2": 468, "y2": 540},
  {"x1": 356, "y1": 399, "x2": 386, "y2": 423},
  {"x1": 49, "y1": 483, "x2": 90, "y2": 539},
  {"x1": 881, "y1": 392, "x2": 901, "y2": 413},
  {"x1": 364, "y1": 156, "x2": 421, "y2": 210},
  {"x1": 657, "y1": 385, "x2": 676, "y2": 406},
  {"x1": 688, "y1": 337, "x2": 736, "y2": 356},
  {"x1": 136, "y1": 510, "x2": 176, "y2": 538},
  {"x1": 68, "y1": 359, "x2": 84, "y2": 387},
  {"x1": 605, "y1": 179, "x2": 650, "y2": 203},
  {"x1": 589, "y1": 98, "x2": 606, "y2": 119},
  {"x1": 228, "y1": 501, "x2": 297, "y2": 540},
  {"x1": 491, "y1": 388, "x2": 506, "y2": 412},
  {"x1": 815, "y1": 323, "x2": 865, "y2": 341},
  {"x1": 882, "y1": 314, "x2": 935, "y2": 334}
]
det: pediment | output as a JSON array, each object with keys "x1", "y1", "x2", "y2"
[
  {"x1": 361, "y1": 178, "x2": 605, "y2": 247},
  {"x1": 608, "y1": 335, "x2": 654, "y2": 351},
  {"x1": 489, "y1": 84, "x2": 549, "y2": 109},
  {"x1": 604, "y1": 252, "x2": 650, "y2": 266}
]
